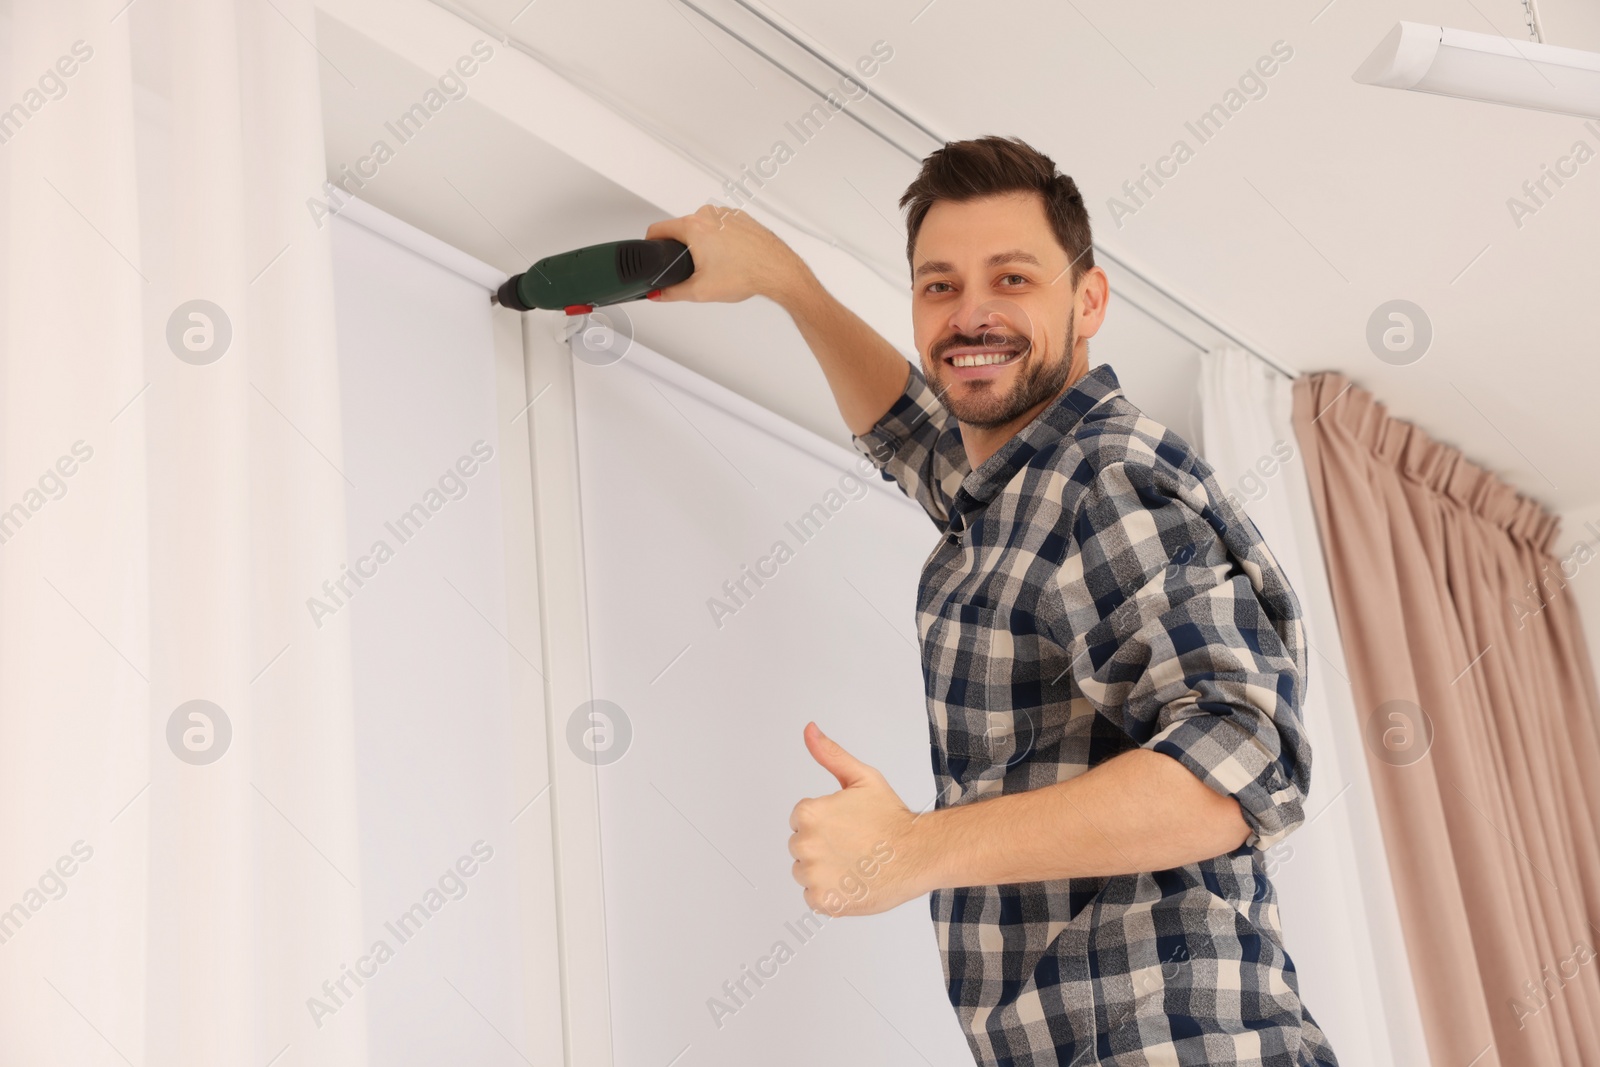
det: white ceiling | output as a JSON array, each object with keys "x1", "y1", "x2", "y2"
[{"x1": 318, "y1": 0, "x2": 1600, "y2": 514}]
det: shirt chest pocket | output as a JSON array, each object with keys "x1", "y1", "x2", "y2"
[{"x1": 924, "y1": 599, "x2": 1031, "y2": 772}]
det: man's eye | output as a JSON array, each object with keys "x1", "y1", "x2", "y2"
[
  {"x1": 1000, "y1": 274, "x2": 1028, "y2": 286},
  {"x1": 925, "y1": 281, "x2": 952, "y2": 294}
]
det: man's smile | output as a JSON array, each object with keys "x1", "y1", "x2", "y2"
[{"x1": 941, "y1": 342, "x2": 1027, "y2": 378}]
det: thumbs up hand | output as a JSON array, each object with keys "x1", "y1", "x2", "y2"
[{"x1": 788, "y1": 722, "x2": 925, "y2": 917}]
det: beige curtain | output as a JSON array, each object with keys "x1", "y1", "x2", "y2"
[{"x1": 1293, "y1": 372, "x2": 1600, "y2": 1067}]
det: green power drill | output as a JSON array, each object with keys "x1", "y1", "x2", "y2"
[{"x1": 492, "y1": 238, "x2": 696, "y2": 314}]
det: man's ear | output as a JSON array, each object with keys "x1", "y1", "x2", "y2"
[{"x1": 1073, "y1": 265, "x2": 1111, "y2": 342}]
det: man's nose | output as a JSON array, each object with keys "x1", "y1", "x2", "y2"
[{"x1": 949, "y1": 301, "x2": 1021, "y2": 345}]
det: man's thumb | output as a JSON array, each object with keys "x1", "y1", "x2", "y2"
[{"x1": 805, "y1": 721, "x2": 869, "y2": 789}]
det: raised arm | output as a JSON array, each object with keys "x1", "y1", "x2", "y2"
[{"x1": 644, "y1": 205, "x2": 909, "y2": 435}]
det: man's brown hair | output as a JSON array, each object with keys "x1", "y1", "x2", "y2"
[{"x1": 898, "y1": 135, "x2": 1094, "y2": 289}]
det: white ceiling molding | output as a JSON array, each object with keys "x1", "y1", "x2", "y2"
[{"x1": 673, "y1": 0, "x2": 943, "y2": 159}]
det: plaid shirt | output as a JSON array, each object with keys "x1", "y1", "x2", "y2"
[{"x1": 852, "y1": 363, "x2": 1339, "y2": 1067}]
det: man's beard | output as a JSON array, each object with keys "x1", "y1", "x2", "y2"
[{"x1": 927, "y1": 314, "x2": 1077, "y2": 430}]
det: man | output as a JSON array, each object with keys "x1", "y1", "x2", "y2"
[{"x1": 645, "y1": 135, "x2": 1337, "y2": 1066}]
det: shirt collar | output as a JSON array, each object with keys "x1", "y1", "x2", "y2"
[{"x1": 945, "y1": 363, "x2": 1125, "y2": 535}]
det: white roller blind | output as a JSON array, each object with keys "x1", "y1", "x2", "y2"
[{"x1": 327, "y1": 210, "x2": 556, "y2": 1066}]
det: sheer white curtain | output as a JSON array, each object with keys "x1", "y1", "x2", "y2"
[
  {"x1": 0, "y1": 2, "x2": 365, "y2": 1064},
  {"x1": 1198, "y1": 346, "x2": 1430, "y2": 1065}
]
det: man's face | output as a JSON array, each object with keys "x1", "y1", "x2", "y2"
[{"x1": 911, "y1": 191, "x2": 1081, "y2": 430}]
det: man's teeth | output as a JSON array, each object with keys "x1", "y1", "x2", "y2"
[{"x1": 950, "y1": 350, "x2": 1017, "y2": 368}]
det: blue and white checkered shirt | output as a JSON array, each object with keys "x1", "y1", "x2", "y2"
[{"x1": 852, "y1": 362, "x2": 1339, "y2": 1066}]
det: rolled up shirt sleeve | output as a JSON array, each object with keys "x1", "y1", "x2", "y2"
[
  {"x1": 1040, "y1": 457, "x2": 1312, "y2": 850},
  {"x1": 850, "y1": 361, "x2": 969, "y2": 530}
]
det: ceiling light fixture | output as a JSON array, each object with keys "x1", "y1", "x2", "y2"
[{"x1": 1353, "y1": 21, "x2": 1600, "y2": 119}]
